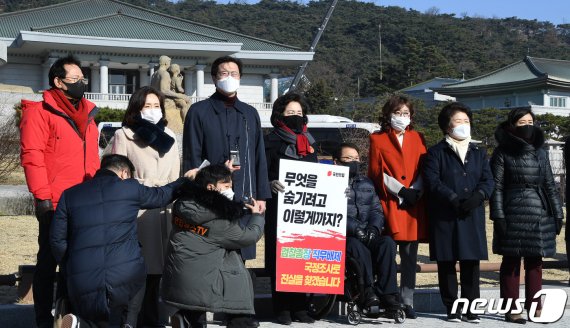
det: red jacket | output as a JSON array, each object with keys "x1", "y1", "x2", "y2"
[
  {"x1": 20, "y1": 91, "x2": 100, "y2": 209},
  {"x1": 368, "y1": 129, "x2": 428, "y2": 242}
]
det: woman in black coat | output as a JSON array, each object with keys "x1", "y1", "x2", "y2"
[
  {"x1": 264, "y1": 92, "x2": 317, "y2": 325},
  {"x1": 490, "y1": 108, "x2": 563, "y2": 324},
  {"x1": 423, "y1": 103, "x2": 494, "y2": 323}
]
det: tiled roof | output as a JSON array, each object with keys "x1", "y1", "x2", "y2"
[
  {"x1": 439, "y1": 57, "x2": 570, "y2": 90},
  {"x1": 0, "y1": 0, "x2": 301, "y2": 52}
]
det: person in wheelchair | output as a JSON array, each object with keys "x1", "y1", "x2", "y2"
[{"x1": 333, "y1": 143, "x2": 402, "y2": 311}]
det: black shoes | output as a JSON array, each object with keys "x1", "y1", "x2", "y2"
[
  {"x1": 447, "y1": 313, "x2": 462, "y2": 322},
  {"x1": 379, "y1": 293, "x2": 402, "y2": 311},
  {"x1": 226, "y1": 315, "x2": 259, "y2": 328},
  {"x1": 276, "y1": 311, "x2": 292, "y2": 325},
  {"x1": 362, "y1": 286, "x2": 380, "y2": 308},
  {"x1": 505, "y1": 313, "x2": 527, "y2": 324},
  {"x1": 275, "y1": 310, "x2": 314, "y2": 325},
  {"x1": 292, "y1": 310, "x2": 315, "y2": 324},
  {"x1": 463, "y1": 313, "x2": 481, "y2": 324},
  {"x1": 404, "y1": 304, "x2": 418, "y2": 319}
]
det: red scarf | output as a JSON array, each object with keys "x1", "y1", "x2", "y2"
[
  {"x1": 45, "y1": 89, "x2": 90, "y2": 139},
  {"x1": 276, "y1": 120, "x2": 312, "y2": 156}
]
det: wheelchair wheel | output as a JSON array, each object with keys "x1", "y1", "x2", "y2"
[
  {"x1": 347, "y1": 310, "x2": 362, "y2": 325},
  {"x1": 307, "y1": 293, "x2": 337, "y2": 320},
  {"x1": 393, "y1": 308, "x2": 406, "y2": 324}
]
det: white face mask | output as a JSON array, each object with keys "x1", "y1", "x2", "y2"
[
  {"x1": 140, "y1": 108, "x2": 162, "y2": 124},
  {"x1": 216, "y1": 76, "x2": 240, "y2": 94},
  {"x1": 390, "y1": 115, "x2": 411, "y2": 132},
  {"x1": 450, "y1": 124, "x2": 471, "y2": 140},
  {"x1": 220, "y1": 188, "x2": 235, "y2": 201}
]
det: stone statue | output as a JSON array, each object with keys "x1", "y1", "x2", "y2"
[
  {"x1": 150, "y1": 55, "x2": 191, "y2": 131},
  {"x1": 168, "y1": 63, "x2": 190, "y2": 122}
]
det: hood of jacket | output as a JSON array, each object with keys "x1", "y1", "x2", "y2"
[
  {"x1": 494, "y1": 121, "x2": 545, "y2": 155},
  {"x1": 175, "y1": 181, "x2": 247, "y2": 225}
]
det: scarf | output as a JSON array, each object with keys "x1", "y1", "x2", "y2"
[
  {"x1": 274, "y1": 120, "x2": 315, "y2": 158},
  {"x1": 45, "y1": 88, "x2": 90, "y2": 139},
  {"x1": 125, "y1": 116, "x2": 175, "y2": 155},
  {"x1": 445, "y1": 134, "x2": 471, "y2": 164}
]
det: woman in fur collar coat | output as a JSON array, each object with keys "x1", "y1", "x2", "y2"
[
  {"x1": 490, "y1": 108, "x2": 563, "y2": 323},
  {"x1": 108, "y1": 86, "x2": 180, "y2": 326},
  {"x1": 161, "y1": 164, "x2": 264, "y2": 328}
]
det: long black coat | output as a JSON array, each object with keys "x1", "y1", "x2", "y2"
[
  {"x1": 423, "y1": 140, "x2": 495, "y2": 261},
  {"x1": 182, "y1": 92, "x2": 271, "y2": 259},
  {"x1": 346, "y1": 176, "x2": 385, "y2": 237},
  {"x1": 490, "y1": 124, "x2": 563, "y2": 257},
  {"x1": 264, "y1": 130, "x2": 318, "y2": 271},
  {"x1": 50, "y1": 169, "x2": 183, "y2": 322}
]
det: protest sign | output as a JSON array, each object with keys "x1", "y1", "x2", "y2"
[{"x1": 275, "y1": 159, "x2": 348, "y2": 294}]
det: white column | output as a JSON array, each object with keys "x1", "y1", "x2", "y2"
[
  {"x1": 42, "y1": 57, "x2": 58, "y2": 90},
  {"x1": 269, "y1": 73, "x2": 279, "y2": 104},
  {"x1": 139, "y1": 66, "x2": 149, "y2": 87},
  {"x1": 99, "y1": 60, "x2": 109, "y2": 94},
  {"x1": 90, "y1": 65, "x2": 100, "y2": 93},
  {"x1": 149, "y1": 62, "x2": 156, "y2": 80},
  {"x1": 184, "y1": 68, "x2": 195, "y2": 97},
  {"x1": 195, "y1": 64, "x2": 206, "y2": 98}
]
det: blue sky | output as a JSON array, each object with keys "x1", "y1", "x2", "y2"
[{"x1": 204, "y1": 0, "x2": 569, "y2": 25}]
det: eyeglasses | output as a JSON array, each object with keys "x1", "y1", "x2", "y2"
[
  {"x1": 217, "y1": 71, "x2": 240, "y2": 79},
  {"x1": 61, "y1": 76, "x2": 89, "y2": 85},
  {"x1": 340, "y1": 156, "x2": 360, "y2": 162},
  {"x1": 393, "y1": 111, "x2": 410, "y2": 117}
]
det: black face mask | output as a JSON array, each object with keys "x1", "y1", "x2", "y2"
[
  {"x1": 282, "y1": 115, "x2": 305, "y2": 133},
  {"x1": 514, "y1": 125, "x2": 535, "y2": 141},
  {"x1": 61, "y1": 80, "x2": 87, "y2": 100},
  {"x1": 341, "y1": 161, "x2": 360, "y2": 178}
]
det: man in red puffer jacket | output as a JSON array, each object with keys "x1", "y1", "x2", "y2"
[{"x1": 19, "y1": 54, "x2": 100, "y2": 328}]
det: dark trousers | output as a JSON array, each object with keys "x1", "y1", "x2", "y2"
[
  {"x1": 500, "y1": 256, "x2": 543, "y2": 311},
  {"x1": 346, "y1": 236, "x2": 398, "y2": 296},
  {"x1": 265, "y1": 214, "x2": 308, "y2": 314},
  {"x1": 437, "y1": 260, "x2": 480, "y2": 314},
  {"x1": 178, "y1": 310, "x2": 207, "y2": 328},
  {"x1": 127, "y1": 274, "x2": 168, "y2": 327},
  {"x1": 74, "y1": 305, "x2": 129, "y2": 328},
  {"x1": 34, "y1": 211, "x2": 65, "y2": 328}
]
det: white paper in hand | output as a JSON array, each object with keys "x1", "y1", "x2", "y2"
[{"x1": 198, "y1": 159, "x2": 210, "y2": 169}]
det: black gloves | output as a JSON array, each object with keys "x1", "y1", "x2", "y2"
[
  {"x1": 555, "y1": 219, "x2": 563, "y2": 235},
  {"x1": 35, "y1": 199, "x2": 54, "y2": 225},
  {"x1": 398, "y1": 187, "x2": 421, "y2": 207},
  {"x1": 355, "y1": 227, "x2": 368, "y2": 244},
  {"x1": 355, "y1": 227, "x2": 379, "y2": 247},
  {"x1": 460, "y1": 192, "x2": 485, "y2": 213},
  {"x1": 365, "y1": 227, "x2": 379, "y2": 246},
  {"x1": 494, "y1": 219, "x2": 507, "y2": 238}
]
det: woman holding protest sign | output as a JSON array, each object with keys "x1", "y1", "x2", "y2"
[
  {"x1": 367, "y1": 95, "x2": 428, "y2": 319},
  {"x1": 490, "y1": 108, "x2": 563, "y2": 324},
  {"x1": 264, "y1": 92, "x2": 318, "y2": 325}
]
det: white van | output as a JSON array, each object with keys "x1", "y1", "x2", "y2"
[
  {"x1": 261, "y1": 114, "x2": 379, "y2": 164},
  {"x1": 97, "y1": 115, "x2": 380, "y2": 161}
]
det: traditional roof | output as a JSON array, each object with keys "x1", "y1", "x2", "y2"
[
  {"x1": 400, "y1": 77, "x2": 462, "y2": 92},
  {"x1": 0, "y1": 0, "x2": 301, "y2": 52},
  {"x1": 433, "y1": 56, "x2": 570, "y2": 95}
]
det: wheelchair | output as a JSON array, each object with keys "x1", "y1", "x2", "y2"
[{"x1": 308, "y1": 256, "x2": 406, "y2": 325}]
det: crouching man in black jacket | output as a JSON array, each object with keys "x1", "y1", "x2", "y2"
[
  {"x1": 50, "y1": 154, "x2": 190, "y2": 328},
  {"x1": 333, "y1": 143, "x2": 402, "y2": 311}
]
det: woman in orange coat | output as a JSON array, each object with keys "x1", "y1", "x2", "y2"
[{"x1": 368, "y1": 95, "x2": 428, "y2": 319}]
